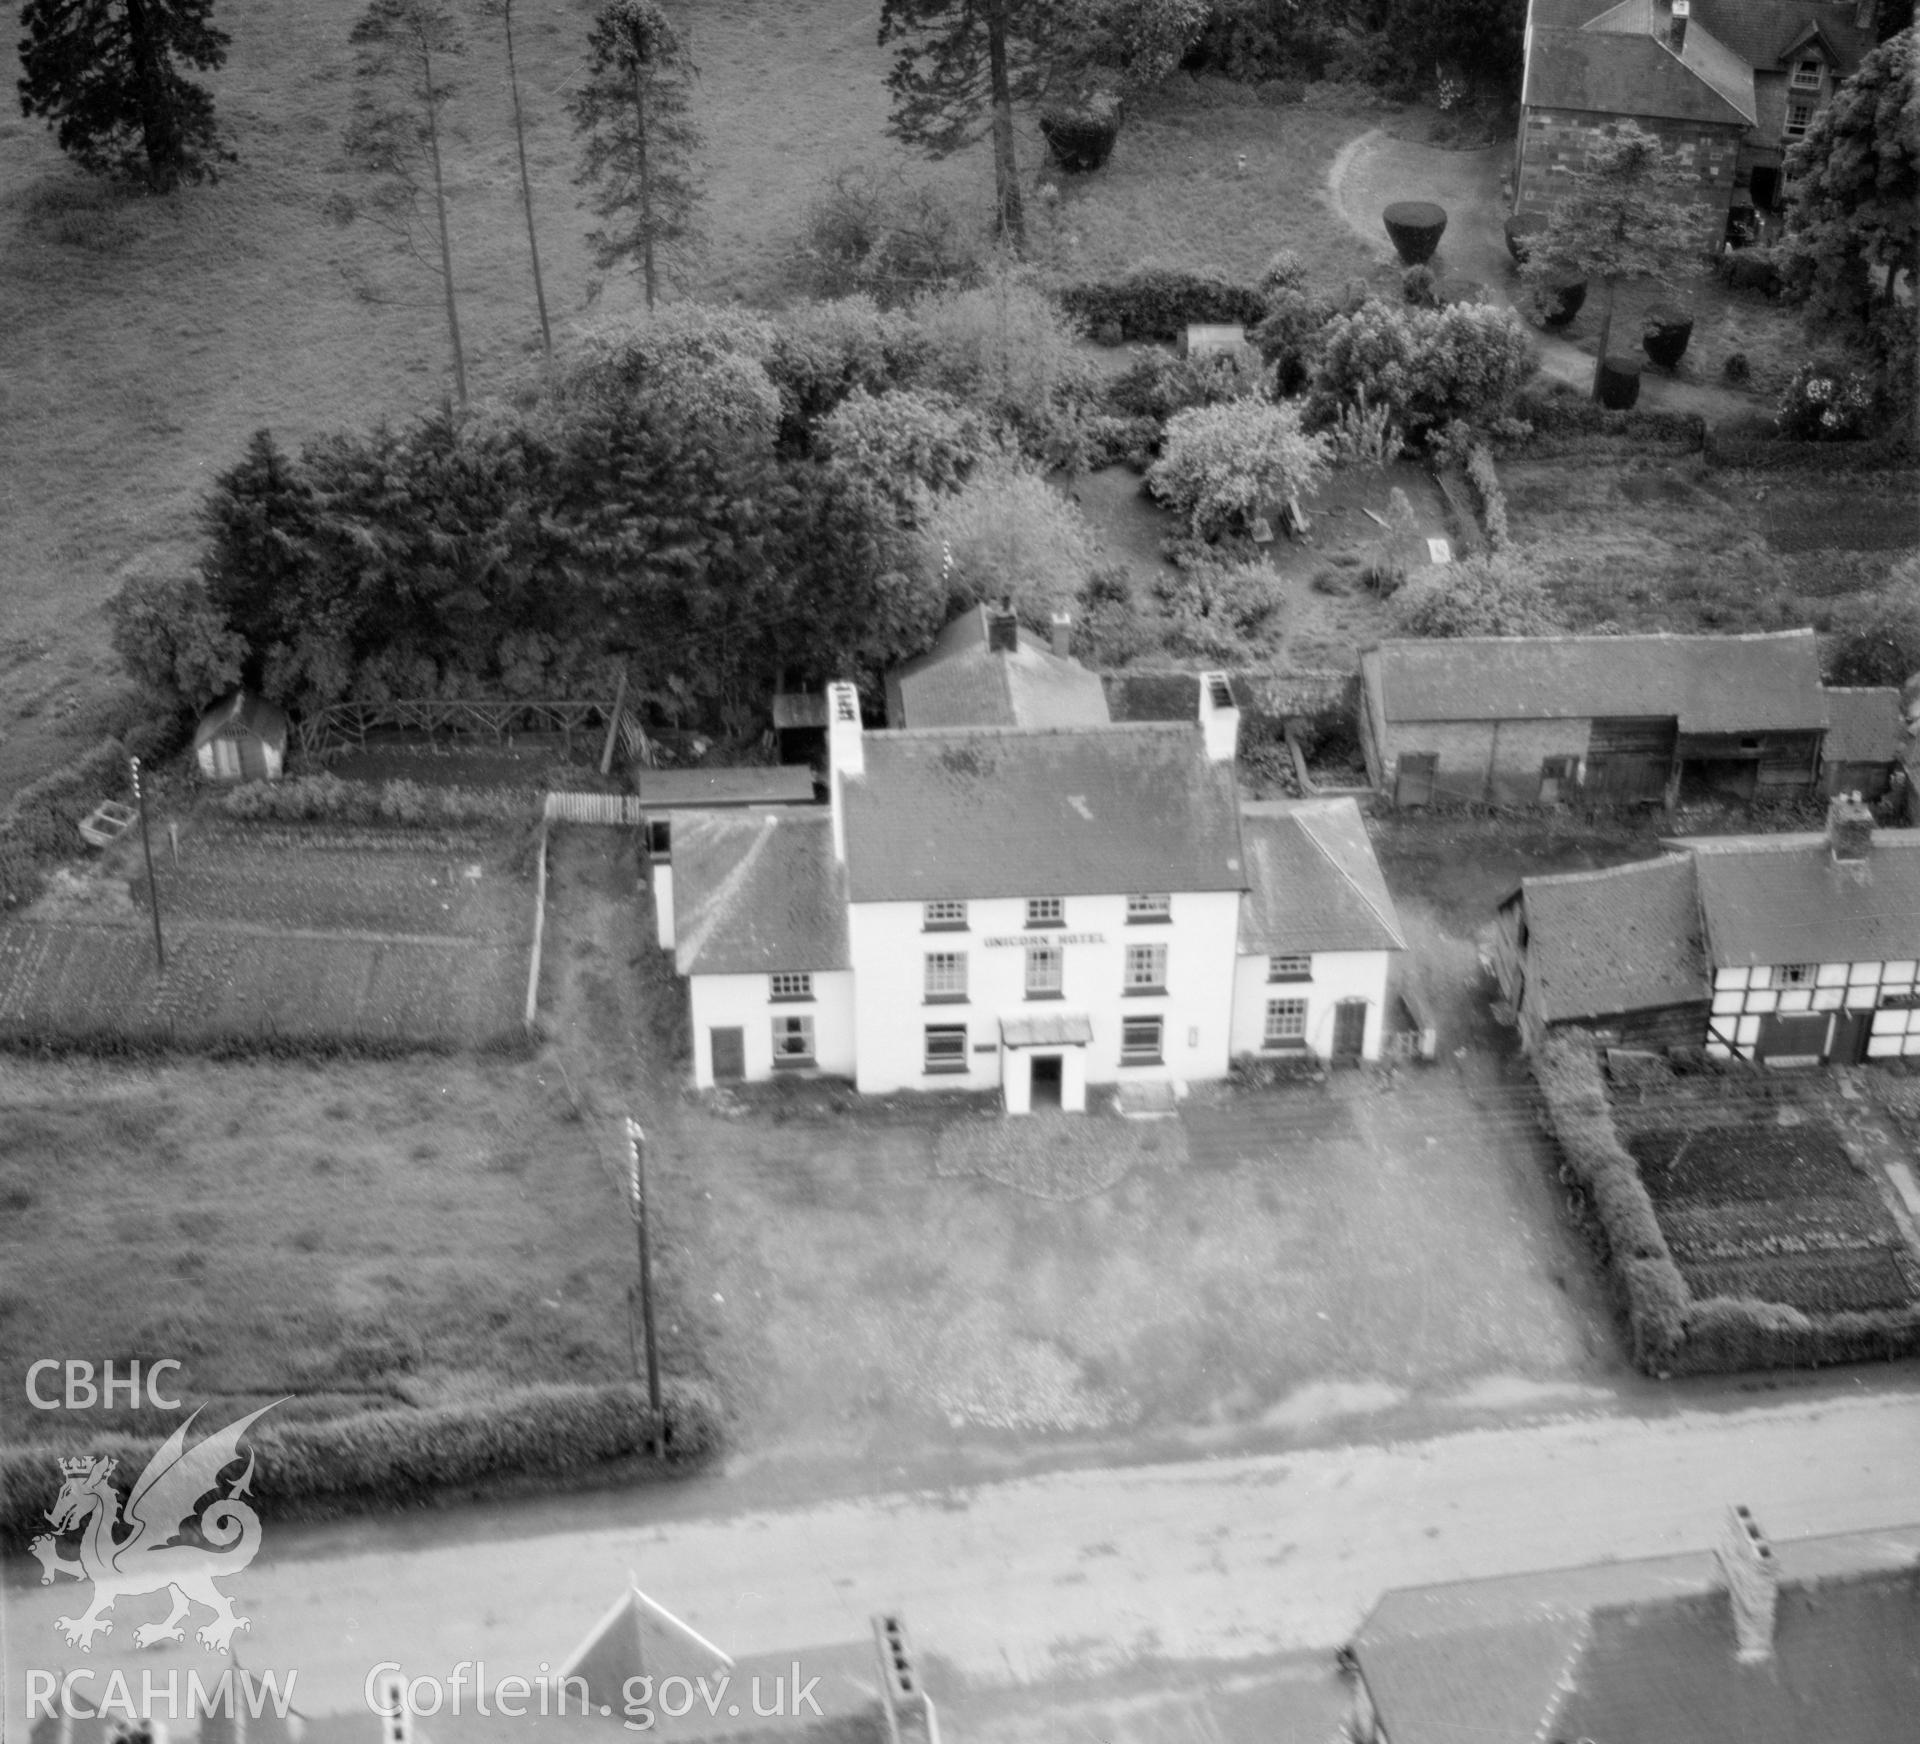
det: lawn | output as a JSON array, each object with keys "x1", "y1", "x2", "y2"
[
  {"x1": 0, "y1": 820, "x2": 533, "y2": 1050},
  {"x1": 0, "y1": 1051, "x2": 670, "y2": 1449}
]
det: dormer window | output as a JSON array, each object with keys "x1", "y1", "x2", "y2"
[{"x1": 1790, "y1": 57, "x2": 1823, "y2": 91}]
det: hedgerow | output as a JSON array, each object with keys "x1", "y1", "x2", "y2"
[
  {"x1": 1056, "y1": 267, "x2": 1268, "y2": 342},
  {"x1": 218, "y1": 776, "x2": 540, "y2": 828}
]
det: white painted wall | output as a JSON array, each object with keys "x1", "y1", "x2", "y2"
[
  {"x1": 846, "y1": 891, "x2": 1243, "y2": 1097},
  {"x1": 1228, "y1": 951, "x2": 1392, "y2": 1063},
  {"x1": 1704, "y1": 959, "x2": 1920, "y2": 1061},
  {"x1": 687, "y1": 970, "x2": 856, "y2": 1088},
  {"x1": 653, "y1": 863, "x2": 675, "y2": 951}
]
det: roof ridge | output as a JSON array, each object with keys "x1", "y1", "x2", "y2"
[
  {"x1": 873, "y1": 721, "x2": 1196, "y2": 742},
  {"x1": 1290, "y1": 808, "x2": 1409, "y2": 949},
  {"x1": 1523, "y1": 853, "x2": 1692, "y2": 890}
]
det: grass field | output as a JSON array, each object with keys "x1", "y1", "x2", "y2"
[
  {"x1": 0, "y1": 1052, "x2": 671, "y2": 1447},
  {"x1": 0, "y1": 824, "x2": 531, "y2": 1050}
]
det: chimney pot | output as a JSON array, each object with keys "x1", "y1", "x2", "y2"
[
  {"x1": 987, "y1": 601, "x2": 1020, "y2": 655},
  {"x1": 1050, "y1": 611, "x2": 1073, "y2": 661},
  {"x1": 1828, "y1": 791, "x2": 1873, "y2": 863},
  {"x1": 1670, "y1": 0, "x2": 1689, "y2": 51}
]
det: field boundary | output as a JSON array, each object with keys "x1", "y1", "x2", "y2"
[
  {"x1": 544, "y1": 791, "x2": 647, "y2": 826},
  {"x1": 526, "y1": 823, "x2": 550, "y2": 1033}
]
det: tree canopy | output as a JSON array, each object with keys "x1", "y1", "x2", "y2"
[{"x1": 17, "y1": 0, "x2": 234, "y2": 191}]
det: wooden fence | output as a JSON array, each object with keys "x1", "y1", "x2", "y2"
[
  {"x1": 543, "y1": 792, "x2": 647, "y2": 826},
  {"x1": 294, "y1": 697, "x2": 651, "y2": 761}
]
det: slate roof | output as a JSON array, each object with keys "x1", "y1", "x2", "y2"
[
  {"x1": 1366, "y1": 630, "x2": 1827, "y2": 733},
  {"x1": 1581, "y1": 0, "x2": 1760, "y2": 119},
  {"x1": 1509, "y1": 855, "x2": 1708, "y2": 1020},
  {"x1": 1693, "y1": 0, "x2": 1872, "y2": 71},
  {"x1": 886, "y1": 605, "x2": 1110, "y2": 731},
  {"x1": 1238, "y1": 799, "x2": 1406, "y2": 956},
  {"x1": 639, "y1": 767, "x2": 817, "y2": 809},
  {"x1": 193, "y1": 690, "x2": 289, "y2": 750},
  {"x1": 1525, "y1": 24, "x2": 1755, "y2": 124},
  {"x1": 671, "y1": 809, "x2": 849, "y2": 975},
  {"x1": 1821, "y1": 687, "x2": 1905, "y2": 767},
  {"x1": 840, "y1": 725, "x2": 1246, "y2": 903},
  {"x1": 1671, "y1": 828, "x2": 1920, "y2": 968},
  {"x1": 1354, "y1": 1525, "x2": 1920, "y2": 1744}
]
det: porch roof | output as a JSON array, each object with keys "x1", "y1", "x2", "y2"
[{"x1": 1000, "y1": 1011, "x2": 1095, "y2": 1047}]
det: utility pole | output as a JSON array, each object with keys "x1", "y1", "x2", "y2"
[
  {"x1": 130, "y1": 756, "x2": 164, "y2": 972},
  {"x1": 625, "y1": 1117, "x2": 663, "y2": 1451}
]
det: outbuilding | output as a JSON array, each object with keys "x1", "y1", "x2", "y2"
[{"x1": 193, "y1": 691, "x2": 289, "y2": 783}]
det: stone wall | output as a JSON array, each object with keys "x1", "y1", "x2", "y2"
[{"x1": 1515, "y1": 107, "x2": 1741, "y2": 248}]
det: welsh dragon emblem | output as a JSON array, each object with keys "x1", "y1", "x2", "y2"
[{"x1": 28, "y1": 1401, "x2": 280, "y2": 1654}]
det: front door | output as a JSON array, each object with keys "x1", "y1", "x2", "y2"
[
  {"x1": 212, "y1": 737, "x2": 241, "y2": 780},
  {"x1": 1830, "y1": 1008, "x2": 1873, "y2": 1066},
  {"x1": 1030, "y1": 1054, "x2": 1063, "y2": 1110},
  {"x1": 710, "y1": 1027, "x2": 745, "y2": 1082},
  {"x1": 1754, "y1": 1011, "x2": 1829, "y2": 1065},
  {"x1": 1332, "y1": 999, "x2": 1368, "y2": 1063}
]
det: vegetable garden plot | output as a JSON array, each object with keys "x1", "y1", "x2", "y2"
[
  {"x1": 1658, "y1": 1197, "x2": 1902, "y2": 1262},
  {"x1": 1628, "y1": 1123, "x2": 1872, "y2": 1208},
  {"x1": 1681, "y1": 1249, "x2": 1920, "y2": 1316}
]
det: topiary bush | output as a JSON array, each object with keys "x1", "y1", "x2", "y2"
[
  {"x1": 1596, "y1": 354, "x2": 1642, "y2": 410},
  {"x1": 1056, "y1": 268, "x2": 1268, "y2": 343},
  {"x1": 1146, "y1": 399, "x2": 1332, "y2": 539},
  {"x1": 1534, "y1": 274, "x2": 1587, "y2": 328},
  {"x1": 1039, "y1": 93, "x2": 1124, "y2": 172},
  {"x1": 1381, "y1": 200, "x2": 1447, "y2": 265},
  {"x1": 1503, "y1": 211, "x2": 1548, "y2": 263},
  {"x1": 1722, "y1": 351, "x2": 1751, "y2": 385},
  {"x1": 1641, "y1": 303, "x2": 1694, "y2": 370}
]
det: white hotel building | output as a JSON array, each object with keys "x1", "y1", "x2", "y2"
[{"x1": 656, "y1": 609, "x2": 1404, "y2": 1111}]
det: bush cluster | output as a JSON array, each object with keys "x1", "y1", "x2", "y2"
[
  {"x1": 219, "y1": 776, "x2": 538, "y2": 827},
  {"x1": 0, "y1": 737, "x2": 128, "y2": 911},
  {"x1": 1056, "y1": 268, "x2": 1268, "y2": 343},
  {"x1": 1464, "y1": 442, "x2": 1511, "y2": 553},
  {"x1": 791, "y1": 163, "x2": 981, "y2": 305},
  {"x1": 1152, "y1": 555, "x2": 1284, "y2": 661},
  {"x1": 1389, "y1": 556, "x2": 1560, "y2": 638},
  {"x1": 0, "y1": 1380, "x2": 719, "y2": 1550},
  {"x1": 1147, "y1": 399, "x2": 1331, "y2": 539},
  {"x1": 1505, "y1": 390, "x2": 1706, "y2": 451},
  {"x1": 1310, "y1": 300, "x2": 1535, "y2": 435},
  {"x1": 1107, "y1": 346, "x2": 1262, "y2": 422},
  {"x1": 1776, "y1": 359, "x2": 1874, "y2": 441},
  {"x1": 1250, "y1": 286, "x2": 1341, "y2": 395}
]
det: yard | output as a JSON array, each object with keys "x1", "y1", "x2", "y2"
[{"x1": 0, "y1": 820, "x2": 533, "y2": 1050}]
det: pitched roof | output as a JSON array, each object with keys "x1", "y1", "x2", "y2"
[
  {"x1": 1353, "y1": 1523, "x2": 1920, "y2": 1744},
  {"x1": 1511, "y1": 855, "x2": 1708, "y2": 1020},
  {"x1": 1366, "y1": 630, "x2": 1828, "y2": 733},
  {"x1": 193, "y1": 690, "x2": 289, "y2": 750},
  {"x1": 671, "y1": 809, "x2": 849, "y2": 975},
  {"x1": 887, "y1": 605, "x2": 1110, "y2": 731},
  {"x1": 639, "y1": 767, "x2": 817, "y2": 808},
  {"x1": 1671, "y1": 828, "x2": 1920, "y2": 967},
  {"x1": 1693, "y1": 0, "x2": 1873, "y2": 71},
  {"x1": 1580, "y1": 0, "x2": 1760, "y2": 118},
  {"x1": 1525, "y1": 23, "x2": 1756, "y2": 123},
  {"x1": 841, "y1": 725, "x2": 1246, "y2": 903},
  {"x1": 1238, "y1": 799, "x2": 1406, "y2": 956},
  {"x1": 1822, "y1": 687, "x2": 1905, "y2": 767}
]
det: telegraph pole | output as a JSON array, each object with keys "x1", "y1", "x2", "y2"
[
  {"x1": 130, "y1": 756, "x2": 164, "y2": 972},
  {"x1": 625, "y1": 1117, "x2": 663, "y2": 1452}
]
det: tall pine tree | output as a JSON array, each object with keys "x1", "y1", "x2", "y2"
[{"x1": 17, "y1": 0, "x2": 234, "y2": 192}]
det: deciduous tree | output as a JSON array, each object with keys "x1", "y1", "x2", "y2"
[
  {"x1": 17, "y1": 0, "x2": 234, "y2": 191},
  {"x1": 347, "y1": 0, "x2": 471, "y2": 404},
  {"x1": 485, "y1": 0, "x2": 552, "y2": 354},
  {"x1": 1520, "y1": 123, "x2": 1704, "y2": 401},
  {"x1": 570, "y1": 0, "x2": 702, "y2": 310}
]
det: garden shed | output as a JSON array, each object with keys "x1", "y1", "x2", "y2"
[
  {"x1": 193, "y1": 691, "x2": 289, "y2": 783},
  {"x1": 1819, "y1": 686, "x2": 1905, "y2": 801},
  {"x1": 1360, "y1": 630, "x2": 1829, "y2": 808}
]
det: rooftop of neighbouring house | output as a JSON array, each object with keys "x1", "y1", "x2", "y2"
[
  {"x1": 1821, "y1": 686, "x2": 1907, "y2": 767},
  {"x1": 1525, "y1": 0, "x2": 1871, "y2": 73},
  {"x1": 1352, "y1": 1523, "x2": 1920, "y2": 1744},
  {"x1": 1666, "y1": 823, "x2": 1920, "y2": 967},
  {"x1": 1238, "y1": 798, "x2": 1406, "y2": 957},
  {"x1": 638, "y1": 766, "x2": 818, "y2": 809},
  {"x1": 1504, "y1": 853, "x2": 1709, "y2": 1020},
  {"x1": 670, "y1": 808, "x2": 848, "y2": 975},
  {"x1": 840, "y1": 724, "x2": 1245, "y2": 904},
  {"x1": 1523, "y1": 17, "x2": 1757, "y2": 123},
  {"x1": 193, "y1": 689, "x2": 289, "y2": 749},
  {"x1": 1365, "y1": 630, "x2": 1827, "y2": 733},
  {"x1": 885, "y1": 604, "x2": 1111, "y2": 731}
]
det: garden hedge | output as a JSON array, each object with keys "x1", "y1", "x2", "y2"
[
  {"x1": 0, "y1": 1379, "x2": 720, "y2": 1550},
  {"x1": 1056, "y1": 269, "x2": 1269, "y2": 344},
  {"x1": 220, "y1": 775, "x2": 540, "y2": 827},
  {"x1": 1701, "y1": 429, "x2": 1917, "y2": 471},
  {"x1": 1381, "y1": 201, "x2": 1447, "y2": 266},
  {"x1": 1506, "y1": 391, "x2": 1706, "y2": 452},
  {"x1": 1530, "y1": 1034, "x2": 1920, "y2": 1376}
]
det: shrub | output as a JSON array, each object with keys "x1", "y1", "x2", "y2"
[
  {"x1": 1152, "y1": 557, "x2": 1283, "y2": 660},
  {"x1": 1146, "y1": 400, "x2": 1332, "y2": 539},
  {"x1": 1719, "y1": 248, "x2": 1783, "y2": 298},
  {"x1": 556, "y1": 306, "x2": 783, "y2": 447},
  {"x1": 1504, "y1": 211, "x2": 1548, "y2": 263},
  {"x1": 1055, "y1": 267, "x2": 1268, "y2": 343},
  {"x1": 1381, "y1": 200, "x2": 1447, "y2": 265},
  {"x1": 1250, "y1": 286, "x2": 1340, "y2": 395},
  {"x1": 1074, "y1": 564, "x2": 1148, "y2": 663},
  {"x1": 1822, "y1": 565, "x2": 1920, "y2": 687},
  {"x1": 764, "y1": 296, "x2": 932, "y2": 447},
  {"x1": 1776, "y1": 358, "x2": 1874, "y2": 441},
  {"x1": 1534, "y1": 275, "x2": 1586, "y2": 328},
  {"x1": 792, "y1": 162, "x2": 982, "y2": 305},
  {"x1": 1310, "y1": 300, "x2": 1535, "y2": 434},
  {"x1": 1722, "y1": 351, "x2": 1751, "y2": 385},
  {"x1": 1641, "y1": 303, "x2": 1694, "y2": 370},
  {"x1": 817, "y1": 388, "x2": 990, "y2": 522},
  {"x1": 0, "y1": 736, "x2": 128, "y2": 909},
  {"x1": 1039, "y1": 93, "x2": 1124, "y2": 172},
  {"x1": 1327, "y1": 390, "x2": 1403, "y2": 467},
  {"x1": 1401, "y1": 264, "x2": 1441, "y2": 308},
  {"x1": 1465, "y1": 442, "x2": 1511, "y2": 553},
  {"x1": 1107, "y1": 345, "x2": 1262, "y2": 421},
  {"x1": 923, "y1": 466, "x2": 1100, "y2": 620},
  {"x1": 104, "y1": 571, "x2": 246, "y2": 715},
  {"x1": 1081, "y1": 413, "x2": 1163, "y2": 468},
  {"x1": 1389, "y1": 555, "x2": 1562, "y2": 637},
  {"x1": 1256, "y1": 248, "x2": 1309, "y2": 297}
]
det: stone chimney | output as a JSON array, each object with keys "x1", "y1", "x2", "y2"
[
  {"x1": 986, "y1": 600, "x2": 1020, "y2": 655},
  {"x1": 1198, "y1": 671, "x2": 1240, "y2": 764},
  {"x1": 826, "y1": 680, "x2": 863, "y2": 863},
  {"x1": 1050, "y1": 610, "x2": 1073, "y2": 661},
  {"x1": 1828, "y1": 790, "x2": 1873, "y2": 863},
  {"x1": 1714, "y1": 1505, "x2": 1778, "y2": 1663},
  {"x1": 1669, "y1": 0, "x2": 1690, "y2": 53},
  {"x1": 1855, "y1": 0, "x2": 1875, "y2": 29}
]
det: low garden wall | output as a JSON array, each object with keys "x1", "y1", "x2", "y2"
[
  {"x1": 0, "y1": 1379, "x2": 719, "y2": 1550},
  {"x1": 1102, "y1": 668, "x2": 1358, "y2": 729},
  {"x1": 1532, "y1": 1033, "x2": 1920, "y2": 1376}
]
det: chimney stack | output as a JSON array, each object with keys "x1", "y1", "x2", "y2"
[
  {"x1": 1050, "y1": 611, "x2": 1073, "y2": 661},
  {"x1": 1198, "y1": 672, "x2": 1240, "y2": 764},
  {"x1": 826, "y1": 681, "x2": 863, "y2": 863},
  {"x1": 1828, "y1": 790, "x2": 1873, "y2": 863},
  {"x1": 1714, "y1": 1505, "x2": 1778, "y2": 1663},
  {"x1": 986, "y1": 600, "x2": 1020, "y2": 655},
  {"x1": 1669, "y1": 0, "x2": 1690, "y2": 52},
  {"x1": 1854, "y1": 0, "x2": 1875, "y2": 29}
]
